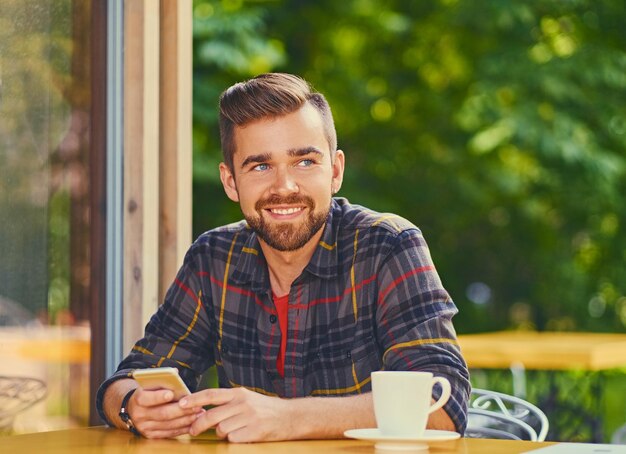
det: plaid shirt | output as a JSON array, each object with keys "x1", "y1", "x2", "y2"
[{"x1": 96, "y1": 198, "x2": 470, "y2": 432}]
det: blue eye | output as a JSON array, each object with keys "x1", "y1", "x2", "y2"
[
  {"x1": 298, "y1": 159, "x2": 314, "y2": 167},
  {"x1": 253, "y1": 163, "x2": 269, "y2": 171}
]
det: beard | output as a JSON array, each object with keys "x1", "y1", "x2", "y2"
[{"x1": 244, "y1": 193, "x2": 330, "y2": 252}]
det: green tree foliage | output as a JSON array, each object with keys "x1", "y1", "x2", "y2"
[{"x1": 192, "y1": 0, "x2": 626, "y2": 333}]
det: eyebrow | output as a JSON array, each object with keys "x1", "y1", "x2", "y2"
[
  {"x1": 287, "y1": 146, "x2": 324, "y2": 158},
  {"x1": 240, "y1": 152, "x2": 272, "y2": 169},
  {"x1": 239, "y1": 147, "x2": 324, "y2": 169}
]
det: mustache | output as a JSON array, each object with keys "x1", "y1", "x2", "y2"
[{"x1": 255, "y1": 194, "x2": 315, "y2": 211}]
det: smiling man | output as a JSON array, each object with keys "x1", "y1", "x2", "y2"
[{"x1": 97, "y1": 73, "x2": 470, "y2": 442}]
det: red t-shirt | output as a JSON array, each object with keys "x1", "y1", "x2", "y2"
[{"x1": 273, "y1": 293, "x2": 289, "y2": 378}]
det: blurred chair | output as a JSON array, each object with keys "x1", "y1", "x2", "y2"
[
  {"x1": 612, "y1": 423, "x2": 626, "y2": 445},
  {"x1": 465, "y1": 388, "x2": 549, "y2": 441},
  {"x1": 0, "y1": 376, "x2": 47, "y2": 434}
]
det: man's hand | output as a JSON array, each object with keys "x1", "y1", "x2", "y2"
[
  {"x1": 128, "y1": 387, "x2": 204, "y2": 438},
  {"x1": 180, "y1": 388, "x2": 291, "y2": 443},
  {"x1": 103, "y1": 378, "x2": 204, "y2": 439}
]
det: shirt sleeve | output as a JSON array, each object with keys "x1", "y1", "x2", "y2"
[
  {"x1": 375, "y1": 228, "x2": 470, "y2": 433},
  {"x1": 95, "y1": 247, "x2": 215, "y2": 426}
]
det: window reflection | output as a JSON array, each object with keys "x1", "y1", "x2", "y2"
[{"x1": 0, "y1": 0, "x2": 92, "y2": 434}]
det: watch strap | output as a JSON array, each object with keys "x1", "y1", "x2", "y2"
[{"x1": 119, "y1": 388, "x2": 141, "y2": 436}]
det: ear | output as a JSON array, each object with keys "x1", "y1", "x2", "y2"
[
  {"x1": 219, "y1": 162, "x2": 240, "y2": 202},
  {"x1": 331, "y1": 150, "x2": 345, "y2": 194}
]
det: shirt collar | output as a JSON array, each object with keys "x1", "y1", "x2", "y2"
[
  {"x1": 301, "y1": 198, "x2": 340, "y2": 280},
  {"x1": 229, "y1": 225, "x2": 269, "y2": 292}
]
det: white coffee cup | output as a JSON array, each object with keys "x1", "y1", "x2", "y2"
[{"x1": 371, "y1": 371, "x2": 451, "y2": 437}]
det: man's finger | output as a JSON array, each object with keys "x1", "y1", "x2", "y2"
[
  {"x1": 151, "y1": 405, "x2": 204, "y2": 426},
  {"x1": 135, "y1": 410, "x2": 201, "y2": 436},
  {"x1": 188, "y1": 402, "x2": 242, "y2": 436},
  {"x1": 146, "y1": 412, "x2": 199, "y2": 430},
  {"x1": 213, "y1": 410, "x2": 248, "y2": 440},
  {"x1": 134, "y1": 400, "x2": 201, "y2": 426},
  {"x1": 179, "y1": 388, "x2": 234, "y2": 409},
  {"x1": 134, "y1": 388, "x2": 175, "y2": 407}
]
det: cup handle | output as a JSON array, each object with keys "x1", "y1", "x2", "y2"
[{"x1": 428, "y1": 376, "x2": 451, "y2": 414}]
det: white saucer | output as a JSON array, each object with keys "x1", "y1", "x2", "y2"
[{"x1": 344, "y1": 428, "x2": 460, "y2": 451}]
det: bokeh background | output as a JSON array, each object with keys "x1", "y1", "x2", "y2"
[
  {"x1": 191, "y1": 3, "x2": 626, "y2": 439},
  {"x1": 191, "y1": 0, "x2": 626, "y2": 335}
]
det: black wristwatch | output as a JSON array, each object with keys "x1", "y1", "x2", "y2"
[{"x1": 119, "y1": 388, "x2": 141, "y2": 436}]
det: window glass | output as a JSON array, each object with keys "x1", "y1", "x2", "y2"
[{"x1": 0, "y1": 0, "x2": 92, "y2": 434}]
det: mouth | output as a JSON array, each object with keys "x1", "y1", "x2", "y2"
[
  {"x1": 267, "y1": 206, "x2": 305, "y2": 216},
  {"x1": 263, "y1": 206, "x2": 306, "y2": 221},
  {"x1": 256, "y1": 194, "x2": 315, "y2": 220}
]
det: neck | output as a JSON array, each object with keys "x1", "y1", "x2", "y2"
[{"x1": 260, "y1": 228, "x2": 324, "y2": 297}]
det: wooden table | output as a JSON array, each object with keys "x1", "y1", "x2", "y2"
[
  {"x1": 1, "y1": 426, "x2": 555, "y2": 454},
  {"x1": 457, "y1": 331, "x2": 626, "y2": 443},
  {"x1": 0, "y1": 326, "x2": 91, "y2": 364},
  {"x1": 457, "y1": 331, "x2": 626, "y2": 371}
]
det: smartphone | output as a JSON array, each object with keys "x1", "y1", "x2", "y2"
[{"x1": 132, "y1": 367, "x2": 191, "y2": 401}]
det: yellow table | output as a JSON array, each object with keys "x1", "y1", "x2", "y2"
[
  {"x1": 457, "y1": 331, "x2": 626, "y2": 371},
  {"x1": 1, "y1": 326, "x2": 91, "y2": 364},
  {"x1": 457, "y1": 331, "x2": 626, "y2": 443},
  {"x1": 1, "y1": 426, "x2": 555, "y2": 454}
]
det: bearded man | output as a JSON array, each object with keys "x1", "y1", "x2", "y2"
[{"x1": 97, "y1": 73, "x2": 470, "y2": 442}]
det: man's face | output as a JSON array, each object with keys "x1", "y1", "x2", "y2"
[{"x1": 219, "y1": 103, "x2": 344, "y2": 252}]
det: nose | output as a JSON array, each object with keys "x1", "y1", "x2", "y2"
[{"x1": 270, "y1": 167, "x2": 299, "y2": 195}]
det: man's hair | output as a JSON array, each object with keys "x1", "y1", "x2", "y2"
[{"x1": 218, "y1": 73, "x2": 337, "y2": 171}]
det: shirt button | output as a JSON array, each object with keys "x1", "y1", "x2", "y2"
[
  {"x1": 346, "y1": 351, "x2": 352, "y2": 359},
  {"x1": 269, "y1": 314, "x2": 277, "y2": 324}
]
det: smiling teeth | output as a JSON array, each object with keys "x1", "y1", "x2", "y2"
[{"x1": 271, "y1": 207, "x2": 303, "y2": 215}]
